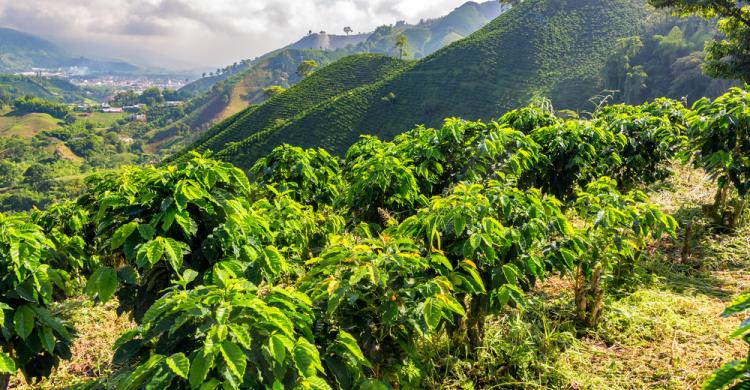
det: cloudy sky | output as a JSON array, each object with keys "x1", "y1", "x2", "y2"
[{"x1": 0, "y1": 0, "x2": 469, "y2": 70}]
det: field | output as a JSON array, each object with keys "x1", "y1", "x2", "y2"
[
  {"x1": 0, "y1": 110, "x2": 62, "y2": 138},
  {"x1": 10, "y1": 164, "x2": 750, "y2": 389}
]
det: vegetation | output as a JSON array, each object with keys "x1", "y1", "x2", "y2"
[
  {"x1": 649, "y1": 0, "x2": 750, "y2": 84},
  {"x1": 184, "y1": 0, "x2": 680, "y2": 168},
  {"x1": 10, "y1": 81, "x2": 750, "y2": 388}
]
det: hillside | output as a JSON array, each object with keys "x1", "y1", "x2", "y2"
[
  {"x1": 185, "y1": 0, "x2": 654, "y2": 169},
  {"x1": 0, "y1": 28, "x2": 138, "y2": 74},
  {"x1": 167, "y1": 0, "x2": 507, "y2": 144},
  {"x1": 148, "y1": 49, "x2": 349, "y2": 149},
  {"x1": 169, "y1": 54, "x2": 409, "y2": 162},
  {"x1": 0, "y1": 75, "x2": 93, "y2": 103}
]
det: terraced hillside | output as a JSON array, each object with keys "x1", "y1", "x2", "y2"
[
  {"x1": 166, "y1": 0, "x2": 508, "y2": 148},
  {"x1": 170, "y1": 54, "x2": 409, "y2": 163},
  {"x1": 182, "y1": 0, "x2": 654, "y2": 169},
  {"x1": 149, "y1": 49, "x2": 347, "y2": 148}
]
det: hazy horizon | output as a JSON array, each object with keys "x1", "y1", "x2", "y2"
[{"x1": 0, "y1": 0, "x2": 472, "y2": 70}]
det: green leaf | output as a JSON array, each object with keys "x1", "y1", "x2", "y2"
[
  {"x1": 423, "y1": 298, "x2": 442, "y2": 330},
  {"x1": 703, "y1": 360, "x2": 747, "y2": 389},
  {"x1": 13, "y1": 305, "x2": 35, "y2": 340},
  {"x1": 229, "y1": 324, "x2": 252, "y2": 350},
  {"x1": 220, "y1": 340, "x2": 246, "y2": 380},
  {"x1": 137, "y1": 224, "x2": 156, "y2": 240},
  {"x1": 97, "y1": 267, "x2": 119, "y2": 303},
  {"x1": 0, "y1": 351, "x2": 15, "y2": 374},
  {"x1": 293, "y1": 338, "x2": 323, "y2": 377},
  {"x1": 39, "y1": 326, "x2": 55, "y2": 353},
  {"x1": 166, "y1": 353, "x2": 190, "y2": 379},
  {"x1": 163, "y1": 238, "x2": 187, "y2": 273},
  {"x1": 268, "y1": 333, "x2": 287, "y2": 364},
  {"x1": 336, "y1": 331, "x2": 369, "y2": 366},
  {"x1": 137, "y1": 239, "x2": 164, "y2": 268},
  {"x1": 189, "y1": 349, "x2": 214, "y2": 389},
  {"x1": 111, "y1": 222, "x2": 138, "y2": 249}
]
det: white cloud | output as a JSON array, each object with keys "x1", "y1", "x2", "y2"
[{"x1": 0, "y1": 0, "x2": 470, "y2": 69}]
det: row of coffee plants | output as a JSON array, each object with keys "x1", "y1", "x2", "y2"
[{"x1": 2, "y1": 87, "x2": 749, "y2": 388}]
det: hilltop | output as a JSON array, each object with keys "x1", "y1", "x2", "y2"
[{"x1": 178, "y1": 0, "x2": 654, "y2": 169}]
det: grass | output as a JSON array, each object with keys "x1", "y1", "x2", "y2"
[
  {"x1": 11, "y1": 297, "x2": 134, "y2": 389},
  {"x1": 0, "y1": 112, "x2": 62, "y2": 138},
  {"x1": 418, "y1": 163, "x2": 750, "y2": 389}
]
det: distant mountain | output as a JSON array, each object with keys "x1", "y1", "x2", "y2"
[
  {"x1": 0, "y1": 27, "x2": 138, "y2": 74},
  {"x1": 174, "y1": 0, "x2": 659, "y2": 169},
  {"x1": 163, "y1": 0, "x2": 508, "y2": 150}
]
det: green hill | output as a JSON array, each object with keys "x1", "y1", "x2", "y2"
[
  {"x1": 168, "y1": 54, "x2": 409, "y2": 162},
  {"x1": 168, "y1": 0, "x2": 507, "y2": 143},
  {"x1": 0, "y1": 75, "x2": 91, "y2": 103},
  {"x1": 180, "y1": 0, "x2": 654, "y2": 169}
]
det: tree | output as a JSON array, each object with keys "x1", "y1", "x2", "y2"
[
  {"x1": 296, "y1": 60, "x2": 318, "y2": 78},
  {"x1": 262, "y1": 85, "x2": 287, "y2": 99},
  {"x1": 344, "y1": 26, "x2": 353, "y2": 35},
  {"x1": 649, "y1": 0, "x2": 750, "y2": 83},
  {"x1": 394, "y1": 33, "x2": 409, "y2": 60}
]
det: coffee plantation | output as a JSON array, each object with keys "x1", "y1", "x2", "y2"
[{"x1": 3, "y1": 88, "x2": 750, "y2": 389}]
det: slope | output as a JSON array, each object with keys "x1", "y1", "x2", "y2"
[
  {"x1": 198, "y1": 0, "x2": 654, "y2": 169},
  {"x1": 171, "y1": 0, "x2": 507, "y2": 136},
  {"x1": 149, "y1": 49, "x2": 348, "y2": 148},
  {"x1": 168, "y1": 54, "x2": 410, "y2": 163},
  {"x1": 0, "y1": 75, "x2": 91, "y2": 103},
  {"x1": 0, "y1": 28, "x2": 138, "y2": 74}
]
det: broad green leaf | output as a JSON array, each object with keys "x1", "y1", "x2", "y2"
[
  {"x1": 423, "y1": 297, "x2": 442, "y2": 330},
  {"x1": 293, "y1": 338, "x2": 323, "y2": 377},
  {"x1": 97, "y1": 267, "x2": 119, "y2": 303},
  {"x1": 0, "y1": 351, "x2": 15, "y2": 374},
  {"x1": 268, "y1": 333, "x2": 287, "y2": 364},
  {"x1": 163, "y1": 238, "x2": 186, "y2": 272},
  {"x1": 13, "y1": 305, "x2": 35, "y2": 340},
  {"x1": 111, "y1": 221, "x2": 138, "y2": 249},
  {"x1": 220, "y1": 340, "x2": 246, "y2": 380},
  {"x1": 166, "y1": 353, "x2": 190, "y2": 379},
  {"x1": 189, "y1": 349, "x2": 215, "y2": 389}
]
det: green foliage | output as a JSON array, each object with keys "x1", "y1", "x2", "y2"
[
  {"x1": 704, "y1": 292, "x2": 750, "y2": 389},
  {"x1": 302, "y1": 232, "x2": 463, "y2": 385},
  {"x1": 297, "y1": 60, "x2": 319, "y2": 78},
  {"x1": 113, "y1": 267, "x2": 331, "y2": 389},
  {"x1": 649, "y1": 0, "x2": 750, "y2": 83},
  {"x1": 0, "y1": 213, "x2": 74, "y2": 385},
  {"x1": 80, "y1": 153, "x2": 281, "y2": 319},
  {"x1": 595, "y1": 98, "x2": 689, "y2": 188},
  {"x1": 250, "y1": 146, "x2": 344, "y2": 208},
  {"x1": 689, "y1": 87, "x2": 750, "y2": 229},
  {"x1": 13, "y1": 97, "x2": 72, "y2": 121},
  {"x1": 561, "y1": 177, "x2": 677, "y2": 326}
]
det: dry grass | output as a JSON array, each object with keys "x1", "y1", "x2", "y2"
[
  {"x1": 556, "y1": 163, "x2": 750, "y2": 389},
  {"x1": 12, "y1": 297, "x2": 134, "y2": 389}
]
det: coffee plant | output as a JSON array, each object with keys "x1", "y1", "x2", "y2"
[
  {"x1": 0, "y1": 213, "x2": 74, "y2": 387},
  {"x1": 689, "y1": 87, "x2": 750, "y2": 229},
  {"x1": 16, "y1": 88, "x2": 750, "y2": 387}
]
